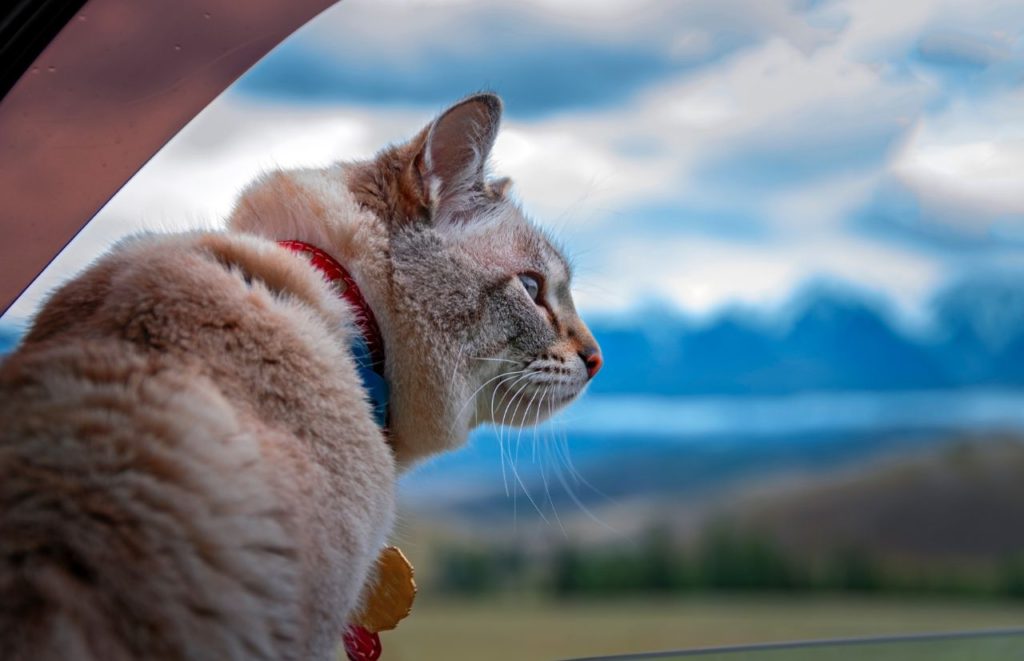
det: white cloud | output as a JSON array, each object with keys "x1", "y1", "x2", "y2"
[
  {"x1": 499, "y1": 31, "x2": 927, "y2": 230},
  {"x1": 891, "y1": 88, "x2": 1024, "y2": 235},
  {"x1": 494, "y1": 125, "x2": 672, "y2": 224},
  {"x1": 512, "y1": 34, "x2": 926, "y2": 246},
  {"x1": 836, "y1": 0, "x2": 1024, "y2": 62},
  {"x1": 574, "y1": 233, "x2": 944, "y2": 325}
]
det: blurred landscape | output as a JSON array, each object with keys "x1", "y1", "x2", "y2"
[{"x1": 385, "y1": 275, "x2": 1024, "y2": 658}]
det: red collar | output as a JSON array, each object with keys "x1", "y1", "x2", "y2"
[{"x1": 278, "y1": 240, "x2": 386, "y2": 371}]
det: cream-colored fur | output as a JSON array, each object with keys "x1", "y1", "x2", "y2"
[{"x1": 0, "y1": 94, "x2": 600, "y2": 659}]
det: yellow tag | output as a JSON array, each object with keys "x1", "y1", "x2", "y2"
[{"x1": 353, "y1": 546, "x2": 417, "y2": 633}]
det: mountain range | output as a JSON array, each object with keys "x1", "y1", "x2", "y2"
[{"x1": 590, "y1": 275, "x2": 1024, "y2": 396}]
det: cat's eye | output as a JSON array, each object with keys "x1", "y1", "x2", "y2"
[{"x1": 518, "y1": 273, "x2": 542, "y2": 302}]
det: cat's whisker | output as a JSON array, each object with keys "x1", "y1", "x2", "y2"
[
  {"x1": 555, "y1": 424, "x2": 610, "y2": 500},
  {"x1": 535, "y1": 390, "x2": 567, "y2": 537},
  {"x1": 497, "y1": 371, "x2": 536, "y2": 497},
  {"x1": 551, "y1": 443, "x2": 618, "y2": 535},
  {"x1": 490, "y1": 371, "x2": 524, "y2": 405},
  {"x1": 495, "y1": 371, "x2": 534, "y2": 430},
  {"x1": 531, "y1": 384, "x2": 557, "y2": 463},
  {"x1": 553, "y1": 426, "x2": 581, "y2": 485},
  {"x1": 508, "y1": 375, "x2": 541, "y2": 442},
  {"x1": 509, "y1": 459, "x2": 547, "y2": 525},
  {"x1": 489, "y1": 370, "x2": 532, "y2": 426},
  {"x1": 498, "y1": 377, "x2": 549, "y2": 523},
  {"x1": 504, "y1": 409, "x2": 547, "y2": 525},
  {"x1": 536, "y1": 386, "x2": 549, "y2": 430},
  {"x1": 495, "y1": 371, "x2": 536, "y2": 485},
  {"x1": 447, "y1": 368, "x2": 529, "y2": 440},
  {"x1": 513, "y1": 384, "x2": 543, "y2": 470},
  {"x1": 544, "y1": 419, "x2": 618, "y2": 534},
  {"x1": 512, "y1": 386, "x2": 569, "y2": 536},
  {"x1": 461, "y1": 368, "x2": 528, "y2": 498},
  {"x1": 488, "y1": 370, "x2": 533, "y2": 496},
  {"x1": 499, "y1": 378, "x2": 534, "y2": 467}
]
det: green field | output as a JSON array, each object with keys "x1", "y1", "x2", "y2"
[{"x1": 381, "y1": 596, "x2": 1024, "y2": 660}]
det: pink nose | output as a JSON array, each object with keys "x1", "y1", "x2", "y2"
[{"x1": 579, "y1": 346, "x2": 603, "y2": 379}]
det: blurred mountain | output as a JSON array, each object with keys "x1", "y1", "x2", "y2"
[
  {"x1": 931, "y1": 275, "x2": 1024, "y2": 385},
  {"x1": 728, "y1": 436, "x2": 1024, "y2": 563},
  {"x1": 592, "y1": 279, "x2": 1024, "y2": 396}
]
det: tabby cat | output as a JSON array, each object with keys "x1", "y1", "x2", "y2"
[{"x1": 0, "y1": 94, "x2": 601, "y2": 660}]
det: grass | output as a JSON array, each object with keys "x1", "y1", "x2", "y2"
[{"x1": 380, "y1": 595, "x2": 1024, "y2": 660}]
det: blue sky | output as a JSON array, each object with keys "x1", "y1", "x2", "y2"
[{"x1": 4, "y1": 0, "x2": 1024, "y2": 329}]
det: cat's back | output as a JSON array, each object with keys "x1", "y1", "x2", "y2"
[
  {"x1": 0, "y1": 337, "x2": 304, "y2": 659},
  {"x1": 0, "y1": 231, "x2": 396, "y2": 660}
]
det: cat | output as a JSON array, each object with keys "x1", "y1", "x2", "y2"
[{"x1": 0, "y1": 93, "x2": 601, "y2": 660}]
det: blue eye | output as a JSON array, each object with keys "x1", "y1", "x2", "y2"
[{"x1": 518, "y1": 273, "x2": 542, "y2": 302}]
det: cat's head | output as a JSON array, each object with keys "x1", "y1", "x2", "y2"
[
  {"x1": 234, "y1": 94, "x2": 601, "y2": 468},
  {"x1": 358, "y1": 94, "x2": 602, "y2": 467}
]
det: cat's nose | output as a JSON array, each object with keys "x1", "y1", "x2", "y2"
[{"x1": 578, "y1": 345, "x2": 603, "y2": 380}]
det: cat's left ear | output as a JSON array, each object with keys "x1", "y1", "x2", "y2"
[{"x1": 415, "y1": 93, "x2": 502, "y2": 220}]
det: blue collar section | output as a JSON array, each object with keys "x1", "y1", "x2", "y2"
[{"x1": 350, "y1": 331, "x2": 389, "y2": 429}]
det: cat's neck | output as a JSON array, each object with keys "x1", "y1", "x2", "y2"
[{"x1": 228, "y1": 166, "x2": 471, "y2": 470}]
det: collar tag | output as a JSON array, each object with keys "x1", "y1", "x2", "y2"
[{"x1": 343, "y1": 546, "x2": 417, "y2": 661}]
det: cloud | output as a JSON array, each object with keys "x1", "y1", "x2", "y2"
[
  {"x1": 235, "y1": 0, "x2": 837, "y2": 118},
  {"x1": 237, "y1": 32, "x2": 681, "y2": 120},
  {"x1": 486, "y1": 31, "x2": 929, "y2": 234},
  {"x1": 834, "y1": 0, "x2": 1024, "y2": 95},
  {"x1": 678, "y1": 38, "x2": 925, "y2": 189},
  {"x1": 915, "y1": 31, "x2": 1011, "y2": 71},
  {"x1": 857, "y1": 87, "x2": 1024, "y2": 249},
  {"x1": 497, "y1": 32, "x2": 927, "y2": 243}
]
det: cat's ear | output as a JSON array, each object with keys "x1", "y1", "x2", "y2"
[{"x1": 415, "y1": 93, "x2": 503, "y2": 219}]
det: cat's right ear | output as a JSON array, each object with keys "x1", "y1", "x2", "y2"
[{"x1": 413, "y1": 93, "x2": 503, "y2": 222}]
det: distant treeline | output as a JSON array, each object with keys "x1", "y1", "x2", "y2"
[{"x1": 433, "y1": 527, "x2": 1024, "y2": 600}]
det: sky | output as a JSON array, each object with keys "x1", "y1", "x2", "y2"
[{"x1": 4, "y1": 0, "x2": 1024, "y2": 329}]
